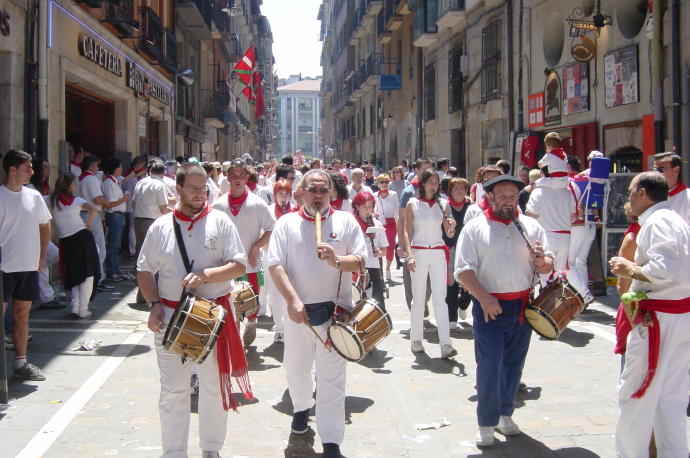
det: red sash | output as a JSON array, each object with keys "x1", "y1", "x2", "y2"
[
  {"x1": 490, "y1": 289, "x2": 531, "y2": 323},
  {"x1": 411, "y1": 245, "x2": 451, "y2": 285}
]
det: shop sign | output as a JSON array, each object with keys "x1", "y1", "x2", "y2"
[
  {"x1": 78, "y1": 33, "x2": 123, "y2": 77},
  {"x1": 527, "y1": 93, "x2": 544, "y2": 128},
  {"x1": 126, "y1": 61, "x2": 171, "y2": 105},
  {"x1": 544, "y1": 71, "x2": 562, "y2": 126}
]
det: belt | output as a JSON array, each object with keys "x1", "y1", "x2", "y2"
[
  {"x1": 109, "y1": 211, "x2": 125, "y2": 215},
  {"x1": 135, "y1": 216, "x2": 155, "y2": 221}
]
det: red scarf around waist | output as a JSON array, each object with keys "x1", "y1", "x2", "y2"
[
  {"x1": 411, "y1": 245, "x2": 451, "y2": 285},
  {"x1": 161, "y1": 294, "x2": 253, "y2": 411},
  {"x1": 490, "y1": 289, "x2": 532, "y2": 323},
  {"x1": 615, "y1": 296, "x2": 690, "y2": 399}
]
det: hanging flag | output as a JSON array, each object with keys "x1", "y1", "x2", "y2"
[
  {"x1": 253, "y1": 71, "x2": 264, "y2": 120},
  {"x1": 232, "y1": 45, "x2": 256, "y2": 102}
]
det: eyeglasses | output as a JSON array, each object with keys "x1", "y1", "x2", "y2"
[
  {"x1": 378, "y1": 181, "x2": 390, "y2": 184},
  {"x1": 306, "y1": 187, "x2": 331, "y2": 195},
  {"x1": 656, "y1": 167, "x2": 665, "y2": 173},
  {"x1": 183, "y1": 185, "x2": 208, "y2": 194}
]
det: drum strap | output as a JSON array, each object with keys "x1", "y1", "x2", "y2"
[{"x1": 172, "y1": 217, "x2": 193, "y2": 274}]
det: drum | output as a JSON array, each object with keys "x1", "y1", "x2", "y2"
[
  {"x1": 163, "y1": 294, "x2": 226, "y2": 363},
  {"x1": 328, "y1": 299, "x2": 392, "y2": 362},
  {"x1": 232, "y1": 280, "x2": 258, "y2": 319},
  {"x1": 525, "y1": 278, "x2": 584, "y2": 339}
]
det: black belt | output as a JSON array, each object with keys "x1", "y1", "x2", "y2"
[
  {"x1": 109, "y1": 211, "x2": 125, "y2": 215},
  {"x1": 135, "y1": 217, "x2": 155, "y2": 221}
]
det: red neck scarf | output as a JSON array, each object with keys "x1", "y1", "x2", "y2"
[
  {"x1": 40, "y1": 181, "x2": 50, "y2": 196},
  {"x1": 298, "y1": 206, "x2": 334, "y2": 222},
  {"x1": 411, "y1": 177, "x2": 419, "y2": 188},
  {"x1": 331, "y1": 197, "x2": 344, "y2": 210},
  {"x1": 378, "y1": 190, "x2": 389, "y2": 198},
  {"x1": 247, "y1": 181, "x2": 257, "y2": 191},
  {"x1": 58, "y1": 193, "x2": 75, "y2": 206},
  {"x1": 79, "y1": 170, "x2": 95, "y2": 181},
  {"x1": 274, "y1": 202, "x2": 292, "y2": 219},
  {"x1": 355, "y1": 213, "x2": 374, "y2": 238},
  {"x1": 448, "y1": 197, "x2": 467, "y2": 209},
  {"x1": 105, "y1": 175, "x2": 118, "y2": 184},
  {"x1": 419, "y1": 197, "x2": 436, "y2": 207},
  {"x1": 228, "y1": 189, "x2": 248, "y2": 216},
  {"x1": 174, "y1": 204, "x2": 211, "y2": 231},
  {"x1": 668, "y1": 182, "x2": 687, "y2": 197},
  {"x1": 478, "y1": 196, "x2": 490, "y2": 210},
  {"x1": 483, "y1": 207, "x2": 517, "y2": 225}
]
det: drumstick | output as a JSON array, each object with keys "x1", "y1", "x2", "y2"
[
  {"x1": 304, "y1": 321, "x2": 331, "y2": 351},
  {"x1": 510, "y1": 215, "x2": 536, "y2": 254}
]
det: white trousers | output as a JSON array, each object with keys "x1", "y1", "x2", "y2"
[
  {"x1": 410, "y1": 248, "x2": 450, "y2": 345},
  {"x1": 540, "y1": 232, "x2": 570, "y2": 285},
  {"x1": 38, "y1": 241, "x2": 59, "y2": 303},
  {"x1": 127, "y1": 212, "x2": 136, "y2": 255},
  {"x1": 264, "y1": 268, "x2": 285, "y2": 334},
  {"x1": 284, "y1": 317, "x2": 346, "y2": 445},
  {"x1": 155, "y1": 307, "x2": 228, "y2": 457},
  {"x1": 567, "y1": 224, "x2": 596, "y2": 297},
  {"x1": 70, "y1": 277, "x2": 93, "y2": 314},
  {"x1": 81, "y1": 213, "x2": 106, "y2": 281},
  {"x1": 615, "y1": 312, "x2": 690, "y2": 458}
]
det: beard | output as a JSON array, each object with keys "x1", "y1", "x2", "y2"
[{"x1": 495, "y1": 205, "x2": 516, "y2": 220}]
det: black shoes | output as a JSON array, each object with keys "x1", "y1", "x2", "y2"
[
  {"x1": 290, "y1": 408, "x2": 310, "y2": 435},
  {"x1": 322, "y1": 443, "x2": 342, "y2": 458}
]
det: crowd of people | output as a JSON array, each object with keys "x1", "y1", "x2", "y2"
[{"x1": 0, "y1": 133, "x2": 688, "y2": 457}]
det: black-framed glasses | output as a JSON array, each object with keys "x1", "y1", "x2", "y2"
[{"x1": 306, "y1": 187, "x2": 330, "y2": 195}]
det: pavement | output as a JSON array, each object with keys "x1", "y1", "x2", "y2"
[{"x1": 1, "y1": 260, "x2": 689, "y2": 457}]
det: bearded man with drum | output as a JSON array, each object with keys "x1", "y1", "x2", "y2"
[
  {"x1": 266, "y1": 169, "x2": 367, "y2": 458},
  {"x1": 137, "y1": 162, "x2": 251, "y2": 458},
  {"x1": 455, "y1": 175, "x2": 553, "y2": 448}
]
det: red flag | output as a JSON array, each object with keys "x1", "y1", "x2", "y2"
[
  {"x1": 253, "y1": 72, "x2": 264, "y2": 119},
  {"x1": 232, "y1": 45, "x2": 256, "y2": 102}
]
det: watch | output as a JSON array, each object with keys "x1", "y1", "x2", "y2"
[
  {"x1": 149, "y1": 300, "x2": 162, "y2": 309},
  {"x1": 334, "y1": 256, "x2": 342, "y2": 269}
]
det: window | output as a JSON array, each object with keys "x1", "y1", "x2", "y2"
[
  {"x1": 297, "y1": 132, "x2": 313, "y2": 154},
  {"x1": 448, "y1": 45, "x2": 464, "y2": 113},
  {"x1": 298, "y1": 98, "x2": 313, "y2": 111},
  {"x1": 424, "y1": 62, "x2": 436, "y2": 120},
  {"x1": 481, "y1": 20, "x2": 502, "y2": 103}
]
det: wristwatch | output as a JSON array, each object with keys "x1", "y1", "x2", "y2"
[
  {"x1": 334, "y1": 256, "x2": 342, "y2": 269},
  {"x1": 149, "y1": 300, "x2": 162, "y2": 309}
]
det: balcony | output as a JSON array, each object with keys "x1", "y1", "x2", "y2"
[
  {"x1": 162, "y1": 28, "x2": 177, "y2": 74},
  {"x1": 364, "y1": 0, "x2": 384, "y2": 16},
  {"x1": 397, "y1": 0, "x2": 410, "y2": 14},
  {"x1": 377, "y1": 9, "x2": 392, "y2": 44},
  {"x1": 219, "y1": 32, "x2": 240, "y2": 60},
  {"x1": 203, "y1": 86, "x2": 238, "y2": 129},
  {"x1": 378, "y1": 57, "x2": 402, "y2": 90},
  {"x1": 436, "y1": 0, "x2": 466, "y2": 29},
  {"x1": 103, "y1": 0, "x2": 135, "y2": 36},
  {"x1": 140, "y1": 7, "x2": 164, "y2": 62},
  {"x1": 412, "y1": 0, "x2": 438, "y2": 47},
  {"x1": 176, "y1": 0, "x2": 213, "y2": 41},
  {"x1": 383, "y1": 0, "x2": 404, "y2": 30}
]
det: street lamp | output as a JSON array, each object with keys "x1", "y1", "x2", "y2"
[{"x1": 172, "y1": 67, "x2": 195, "y2": 159}]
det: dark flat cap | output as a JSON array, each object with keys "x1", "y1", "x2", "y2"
[{"x1": 483, "y1": 174, "x2": 526, "y2": 193}]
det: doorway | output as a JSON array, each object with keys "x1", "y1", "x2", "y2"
[{"x1": 65, "y1": 84, "x2": 115, "y2": 157}]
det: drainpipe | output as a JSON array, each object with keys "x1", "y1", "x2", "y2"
[
  {"x1": 671, "y1": 0, "x2": 681, "y2": 152},
  {"x1": 37, "y1": 0, "x2": 49, "y2": 160},
  {"x1": 506, "y1": 0, "x2": 515, "y2": 171},
  {"x1": 24, "y1": 1, "x2": 38, "y2": 156},
  {"x1": 517, "y1": 0, "x2": 524, "y2": 133},
  {"x1": 652, "y1": 0, "x2": 664, "y2": 154}
]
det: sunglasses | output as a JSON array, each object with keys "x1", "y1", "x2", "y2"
[
  {"x1": 306, "y1": 187, "x2": 330, "y2": 195},
  {"x1": 378, "y1": 181, "x2": 390, "y2": 184}
]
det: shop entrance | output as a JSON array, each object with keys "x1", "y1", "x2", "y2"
[{"x1": 65, "y1": 84, "x2": 115, "y2": 158}]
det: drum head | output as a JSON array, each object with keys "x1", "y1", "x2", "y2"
[
  {"x1": 525, "y1": 306, "x2": 559, "y2": 340},
  {"x1": 163, "y1": 295, "x2": 192, "y2": 349},
  {"x1": 328, "y1": 324, "x2": 364, "y2": 362}
]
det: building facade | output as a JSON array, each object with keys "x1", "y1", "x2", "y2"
[{"x1": 276, "y1": 79, "x2": 321, "y2": 158}]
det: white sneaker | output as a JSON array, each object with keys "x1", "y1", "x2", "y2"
[
  {"x1": 476, "y1": 426, "x2": 496, "y2": 447},
  {"x1": 496, "y1": 415, "x2": 521, "y2": 436},
  {"x1": 440, "y1": 344, "x2": 458, "y2": 359},
  {"x1": 458, "y1": 309, "x2": 467, "y2": 321},
  {"x1": 385, "y1": 270, "x2": 392, "y2": 281},
  {"x1": 79, "y1": 310, "x2": 92, "y2": 319},
  {"x1": 410, "y1": 340, "x2": 424, "y2": 353},
  {"x1": 449, "y1": 321, "x2": 457, "y2": 330}
]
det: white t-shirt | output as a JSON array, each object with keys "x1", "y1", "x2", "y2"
[
  {"x1": 409, "y1": 197, "x2": 445, "y2": 247},
  {"x1": 218, "y1": 175, "x2": 230, "y2": 196},
  {"x1": 207, "y1": 177, "x2": 220, "y2": 202},
  {"x1": 375, "y1": 190, "x2": 399, "y2": 222},
  {"x1": 136, "y1": 209, "x2": 247, "y2": 302},
  {"x1": 455, "y1": 213, "x2": 548, "y2": 293},
  {"x1": 252, "y1": 185, "x2": 273, "y2": 205},
  {"x1": 163, "y1": 175, "x2": 177, "y2": 200},
  {"x1": 70, "y1": 163, "x2": 81, "y2": 178},
  {"x1": 265, "y1": 210, "x2": 368, "y2": 308},
  {"x1": 78, "y1": 172, "x2": 104, "y2": 212},
  {"x1": 332, "y1": 198, "x2": 352, "y2": 214},
  {"x1": 51, "y1": 196, "x2": 87, "y2": 238},
  {"x1": 122, "y1": 175, "x2": 141, "y2": 213},
  {"x1": 212, "y1": 191, "x2": 275, "y2": 273},
  {"x1": 360, "y1": 218, "x2": 388, "y2": 269},
  {"x1": 347, "y1": 184, "x2": 373, "y2": 200},
  {"x1": 526, "y1": 185, "x2": 579, "y2": 232},
  {"x1": 0, "y1": 186, "x2": 52, "y2": 272},
  {"x1": 133, "y1": 175, "x2": 168, "y2": 219},
  {"x1": 667, "y1": 185, "x2": 690, "y2": 225},
  {"x1": 103, "y1": 177, "x2": 126, "y2": 213}
]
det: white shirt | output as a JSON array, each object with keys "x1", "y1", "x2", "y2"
[
  {"x1": 667, "y1": 185, "x2": 690, "y2": 225},
  {"x1": 265, "y1": 210, "x2": 368, "y2": 308},
  {"x1": 207, "y1": 177, "x2": 220, "y2": 202},
  {"x1": 103, "y1": 177, "x2": 126, "y2": 213},
  {"x1": 526, "y1": 184, "x2": 579, "y2": 232},
  {"x1": 78, "y1": 172, "x2": 104, "y2": 212},
  {"x1": 360, "y1": 218, "x2": 388, "y2": 268},
  {"x1": 252, "y1": 185, "x2": 273, "y2": 205},
  {"x1": 0, "y1": 186, "x2": 52, "y2": 272},
  {"x1": 137, "y1": 209, "x2": 247, "y2": 302},
  {"x1": 50, "y1": 196, "x2": 87, "y2": 238},
  {"x1": 212, "y1": 191, "x2": 275, "y2": 273},
  {"x1": 375, "y1": 190, "x2": 399, "y2": 222},
  {"x1": 347, "y1": 184, "x2": 373, "y2": 200},
  {"x1": 122, "y1": 175, "x2": 141, "y2": 213},
  {"x1": 455, "y1": 213, "x2": 548, "y2": 293},
  {"x1": 474, "y1": 182, "x2": 486, "y2": 203},
  {"x1": 218, "y1": 175, "x2": 230, "y2": 196},
  {"x1": 133, "y1": 175, "x2": 168, "y2": 219},
  {"x1": 463, "y1": 203, "x2": 484, "y2": 224},
  {"x1": 631, "y1": 201, "x2": 690, "y2": 300},
  {"x1": 409, "y1": 197, "x2": 445, "y2": 247},
  {"x1": 70, "y1": 163, "x2": 81, "y2": 178},
  {"x1": 332, "y1": 198, "x2": 352, "y2": 214},
  {"x1": 163, "y1": 176, "x2": 177, "y2": 200}
]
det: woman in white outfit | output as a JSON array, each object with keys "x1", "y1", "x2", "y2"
[{"x1": 402, "y1": 169, "x2": 458, "y2": 359}]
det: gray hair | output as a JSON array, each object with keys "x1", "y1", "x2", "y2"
[
  {"x1": 300, "y1": 169, "x2": 333, "y2": 189},
  {"x1": 351, "y1": 168, "x2": 364, "y2": 176}
]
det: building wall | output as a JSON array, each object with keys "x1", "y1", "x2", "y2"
[{"x1": 0, "y1": 0, "x2": 26, "y2": 157}]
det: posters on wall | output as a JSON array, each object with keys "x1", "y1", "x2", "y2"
[
  {"x1": 562, "y1": 62, "x2": 589, "y2": 115},
  {"x1": 605, "y1": 44, "x2": 639, "y2": 108},
  {"x1": 544, "y1": 71, "x2": 562, "y2": 126},
  {"x1": 528, "y1": 92, "x2": 545, "y2": 128}
]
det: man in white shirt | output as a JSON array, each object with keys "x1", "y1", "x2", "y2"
[
  {"x1": 609, "y1": 171, "x2": 690, "y2": 458},
  {"x1": 212, "y1": 159, "x2": 275, "y2": 346},
  {"x1": 346, "y1": 168, "x2": 373, "y2": 200},
  {"x1": 137, "y1": 162, "x2": 251, "y2": 458},
  {"x1": 455, "y1": 175, "x2": 553, "y2": 447},
  {"x1": 163, "y1": 160, "x2": 179, "y2": 201},
  {"x1": 132, "y1": 158, "x2": 171, "y2": 302},
  {"x1": 653, "y1": 152, "x2": 690, "y2": 224},
  {"x1": 266, "y1": 170, "x2": 367, "y2": 458},
  {"x1": 70, "y1": 145, "x2": 85, "y2": 178},
  {"x1": 1, "y1": 150, "x2": 52, "y2": 381},
  {"x1": 78, "y1": 154, "x2": 110, "y2": 289},
  {"x1": 121, "y1": 157, "x2": 147, "y2": 258},
  {"x1": 102, "y1": 158, "x2": 130, "y2": 282}
]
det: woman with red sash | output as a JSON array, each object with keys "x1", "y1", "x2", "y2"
[
  {"x1": 401, "y1": 168, "x2": 458, "y2": 359},
  {"x1": 374, "y1": 173, "x2": 398, "y2": 280}
]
